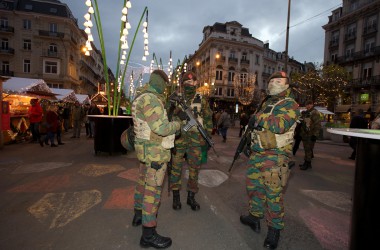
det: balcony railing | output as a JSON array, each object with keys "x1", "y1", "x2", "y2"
[
  {"x1": 0, "y1": 70, "x2": 14, "y2": 76},
  {"x1": 344, "y1": 32, "x2": 356, "y2": 42},
  {"x1": 329, "y1": 39, "x2": 339, "y2": 48},
  {"x1": 38, "y1": 30, "x2": 65, "y2": 38},
  {"x1": 347, "y1": 75, "x2": 380, "y2": 87},
  {"x1": 0, "y1": 47, "x2": 15, "y2": 54},
  {"x1": 42, "y1": 50, "x2": 63, "y2": 58},
  {"x1": 0, "y1": 25, "x2": 14, "y2": 33},
  {"x1": 240, "y1": 59, "x2": 250, "y2": 65},
  {"x1": 363, "y1": 24, "x2": 377, "y2": 36}
]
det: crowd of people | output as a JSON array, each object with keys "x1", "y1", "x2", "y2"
[{"x1": 27, "y1": 98, "x2": 102, "y2": 147}]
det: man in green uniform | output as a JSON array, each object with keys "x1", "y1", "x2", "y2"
[
  {"x1": 240, "y1": 71, "x2": 300, "y2": 249},
  {"x1": 170, "y1": 71, "x2": 213, "y2": 211},
  {"x1": 131, "y1": 70, "x2": 181, "y2": 249},
  {"x1": 299, "y1": 100, "x2": 321, "y2": 170}
]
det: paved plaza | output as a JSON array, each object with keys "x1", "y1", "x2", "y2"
[{"x1": 0, "y1": 127, "x2": 353, "y2": 250}]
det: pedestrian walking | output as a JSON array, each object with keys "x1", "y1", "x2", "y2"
[
  {"x1": 131, "y1": 70, "x2": 181, "y2": 249},
  {"x1": 44, "y1": 105, "x2": 59, "y2": 147},
  {"x1": 28, "y1": 98, "x2": 43, "y2": 143},
  {"x1": 299, "y1": 100, "x2": 321, "y2": 170},
  {"x1": 88, "y1": 102, "x2": 101, "y2": 137},
  {"x1": 217, "y1": 109, "x2": 231, "y2": 142},
  {"x1": 71, "y1": 101, "x2": 85, "y2": 138},
  {"x1": 348, "y1": 109, "x2": 368, "y2": 160},
  {"x1": 170, "y1": 71, "x2": 213, "y2": 211},
  {"x1": 240, "y1": 71, "x2": 300, "y2": 249}
]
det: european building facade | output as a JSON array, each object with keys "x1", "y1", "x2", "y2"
[
  {"x1": 323, "y1": 0, "x2": 380, "y2": 116},
  {"x1": 186, "y1": 21, "x2": 306, "y2": 112}
]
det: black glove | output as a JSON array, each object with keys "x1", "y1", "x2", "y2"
[
  {"x1": 177, "y1": 111, "x2": 189, "y2": 121},
  {"x1": 311, "y1": 135, "x2": 317, "y2": 142}
]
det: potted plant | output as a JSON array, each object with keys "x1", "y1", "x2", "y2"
[{"x1": 83, "y1": 0, "x2": 149, "y2": 155}]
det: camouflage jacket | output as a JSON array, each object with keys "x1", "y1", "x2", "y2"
[
  {"x1": 173, "y1": 91, "x2": 213, "y2": 147},
  {"x1": 299, "y1": 107, "x2": 321, "y2": 138},
  {"x1": 251, "y1": 89, "x2": 300, "y2": 155},
  {"x1": 132, "y1": 86, "x2": 180, "y2": 163}
]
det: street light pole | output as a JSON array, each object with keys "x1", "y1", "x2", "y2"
[{"x1": 284, "y1": 0, "x2": 291, "y2": 73}]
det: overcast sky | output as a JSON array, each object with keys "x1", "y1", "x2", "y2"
[{"x1": 64, "y1": 0, "x2": 342, "y2": 74}]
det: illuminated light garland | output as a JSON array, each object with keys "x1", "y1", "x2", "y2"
[{"x1": 82, "y1": 0, "x2": 148, "y2": 115}]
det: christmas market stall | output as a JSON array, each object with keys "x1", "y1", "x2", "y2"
[
  {"x1": 50, "y1": 88, "x2": 76, "y2": 103},
  {"x1": 1, "y1": 77, "x2": 56, "y2": 144},
  {"x1": 75, "y1": 94, "x2": 90, "y2": 105}
]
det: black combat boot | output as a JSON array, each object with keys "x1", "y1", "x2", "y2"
[
  {"x1": 140, "y1": 226, "x2": 172, "y2": 248},
  {"x1": 299, "y1": 161, "x2": 311, "y2": 170},
  {"x1": 172, "y1": 190, "x2": 181, "y2": 210},
  {"x1": 132, "y1": 209, "x2": 142, "y2": 227},
  {"x1": 240, "y1": 213, "x2": 261, "y2": 233},
  {"x1": 263, "y1": 226, "x2": 281, "y2": 249},
  {"x1": 187, "y1": 191, "x2": 200, "y2": 211},
  {"x1": 222, "y1": 136, "x2": 226, "y2": 143}
]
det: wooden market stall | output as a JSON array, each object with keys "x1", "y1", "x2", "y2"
[{"x1": 2, "y1": 77, "x2": 56, "y2": 144}]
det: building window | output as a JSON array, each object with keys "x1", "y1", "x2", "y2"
[
  {"x1": 242, "y1": 53, "x2": 247, "y2": 61},
  {"x1": 2, "y1": 61, "x2": 10, "y2": 72},
  {"x1": 239, "y1": 72, "x2": 247, "y2": 82},
  {"x1": 229, "y1": 51, "x2": 235, "y2": 59},
  {"x1": 347, "y1": 23, "x2": 356, "y2": 36},
  {"x1": 44, "y1": 61, "x2": 58, "y2": 74},
  {"x1": 227, "y1": 88, "x2": 234, "y2": 97},
  {"x1": 1, "y1": 38, "x2": 9, "y2": 49},
  {"x1": 49, "y1": 23, "x2": 58, "y2": 33},
  {"x1": 228, "y1": 69, "x2": 235, "y2": 82},
  {"x1": 23, "y1": 19, "x2": 31, "y2": 29},
  {"x1": 23, "y1": 39, "x2": 31, "y2": 50},
  {"x1": 331, "y1": 52, "x2": 338, "y2": 62},
  {"x1": 214, "y1": 87, "x2": 223, "y2": 96},
  {"x1": 25, "y1": 4, "x2": 33, "y2": 10},
  {"x1": 363, "y1": 64, "x2": 372, "y2": 80},
  {"x1": 364, "y1": 38, "x2": 375, "y2": 53},
  {"x1": 23, "y1": 59, "x2": 31, "y2": 73},
  {"x1": 216, "y1": 68, "x2": 223, "y2": 81},
  {"x1": 255, "y1": 54, "x2": 260, "y2": 65},
  {"x1": 0, "y1": 17, "x2": 8, "y2": 28},
  {"x1": 49, "y1": 43, "x2": 58, "y2": 52},
  {"x1": 345, "y1": 44, "x2": 354, "y2": 58}
]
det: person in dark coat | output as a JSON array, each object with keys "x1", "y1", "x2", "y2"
[
  {"x1": 239, "y1": 112, "x2": 249, "y2": 137},
  {"x1": 348, "y1": 109, "x2": 368, "y2": 160}
]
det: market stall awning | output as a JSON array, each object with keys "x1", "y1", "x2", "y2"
[
  {"x1": 3, "y1": 77, "x2": 56, "y2": 99},
  {"x1": 50, "y1": 88, "x2": 77, "y2": 103},
  {"x1": 75, "y1": 94, "x2": 90, "y2": 104},
  {"x1": 335, "y1": 104, "x2": 351, "y2": 113}
]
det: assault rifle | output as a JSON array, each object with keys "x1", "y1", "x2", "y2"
[
  {"x1": 228, "y1": 126, "x2": 252, "y2": 173},
  {"x1": 169, "y1": 92, "x2": 219, "y2": 157}
]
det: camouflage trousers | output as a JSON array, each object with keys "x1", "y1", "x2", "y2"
[
  {"x1": 134, "y1": 162, "x2": 162, "y2": 227},
  {"x1": 170, "y1": 146, "x2": 202, "y2": 193},
  {"x1": 302, "y1": 138, "x2": 315, "y2": 162},
  {"x1": 246, "y1": 153, "x2": 285, "y2": 230}
]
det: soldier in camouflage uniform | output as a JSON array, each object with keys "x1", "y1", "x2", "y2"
[
  {"x1": 131, "y1": 70, "x2": 181, "y2": 249},
  {"x1": 299, "y1": 100, "x2": 321, "y2": 170},
  {"x1": 170, "y1": 71, "x2": 213, "y2": 211},
  {"x1": 240, "y1": 71, "x2": 300, "y2": 249}
]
